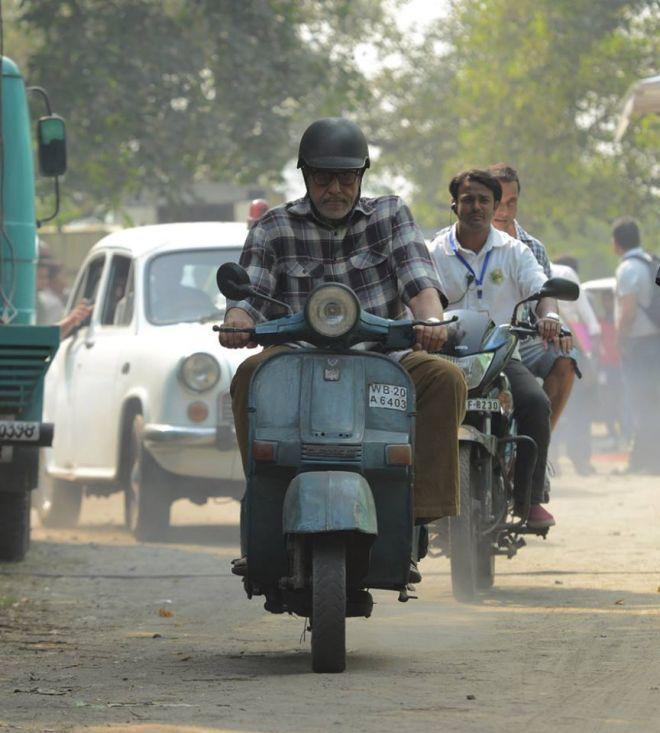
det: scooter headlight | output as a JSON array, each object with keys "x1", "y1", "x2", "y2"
[
  {"x1": 442, "y1": 353, "x2": 495, "y2": 390},
  {"x1": 305, "y1": 283, "x2": 360, "y2": 338},
  {"x1": 179, "y1": 352, "x2": 220, "y2": 392}
]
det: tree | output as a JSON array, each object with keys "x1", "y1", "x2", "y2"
[
  {"x1": 17, "y1": 0, "x2": 400, "y2": 217},
  {"x1": 374, "y1": 0, "x2": 659, "y2": 270}
]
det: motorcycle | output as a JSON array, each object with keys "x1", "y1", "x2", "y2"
[
  {"x1": 214, "y1": 262, "x2": 455, "y2": 673},
  {"x1": 435, "y1": 277, "x2": 579, "y2": 602}
]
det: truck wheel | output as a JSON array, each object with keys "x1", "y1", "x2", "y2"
[
  {"x1": 311, "y1": 534, "x2": 347, "y2": 673},
  {"x1": 124, "y1": 415, "x2": 170, "y2": 542},
  {"x1": 34, "y1": 473, "x2": 83, "y2": 529},
  {"x1": 449, "y1": 444, "x2": 479, "y2": 602},
  {"x1": 0, "y1": 492, "x2": 31, "y2": 561}
]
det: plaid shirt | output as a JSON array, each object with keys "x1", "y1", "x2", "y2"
[
  {"x1": 514, "y1": 221, "x2": 552, "y2": 278},
  {"x1": 228, "y1": 194, "x2": 443, "y2": 322}
]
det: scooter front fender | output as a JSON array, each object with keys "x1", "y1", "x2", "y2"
[{"x1": 283, "y1": 471, "x2": 378, "y2": 535}]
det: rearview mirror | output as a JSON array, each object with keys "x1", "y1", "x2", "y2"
[
  {"x1": 37, "y1": 115, "x2": 67, "y2": 177},
  {"x1": 538, "y1": 277, "x2": 580, "y2": 302},
  {"x1": 216, "y1": 262, "x2": 252, "y2": 300}
]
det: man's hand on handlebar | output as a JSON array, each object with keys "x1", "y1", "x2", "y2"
[
  {"x1": 535, "y1": 316, "x2": 574, "y2": 353},
  {"x1": 218, "y1": 308, "x2": 257, "y2": 349},
  {"x1": 413, "y1": 318, "x2": 448, "y2": 352}
]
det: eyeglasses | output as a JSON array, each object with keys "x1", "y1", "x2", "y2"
[{"x1": 307, "y1": 168, "x2": 362, "y2": 186}]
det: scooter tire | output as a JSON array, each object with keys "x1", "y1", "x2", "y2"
[{"x1": 311, "y1": 533, "x2": 346, "y2": 673}]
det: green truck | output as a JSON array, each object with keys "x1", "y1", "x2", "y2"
[{"x1": 0, "y1": 56, "x2": 67, "y2": 561}]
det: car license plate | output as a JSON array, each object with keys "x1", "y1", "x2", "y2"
[
  {"x1": 0, "y1": 421, "x2": 40, "y2": 442},
  {"x1": 466, "y1": 398, "x2": 500, "y2": 412},
  {"x1": 368, "y1": 383, "x2": 408, "y2": 411}
]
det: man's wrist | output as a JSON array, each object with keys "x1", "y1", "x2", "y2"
[{"x1": 543, "y1": 311, "x2": 560, "y2": 321}]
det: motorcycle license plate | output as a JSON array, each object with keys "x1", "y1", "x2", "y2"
[
  {"x1": 0, "y1": 421, "x2": 40, "y2": 443},
  {"x1": 368, "y1": 383, "x2": 408, "y2": 411},
  {"x1": 466, "y1": 398, "x2": 500, "y2": 412}
]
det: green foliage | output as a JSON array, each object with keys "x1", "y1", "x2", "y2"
[
  {"x1": 17, "y1": 0, "x2": 399, "y2": 216},
  {"x1": 374, "y1": 0, "x2": 659, "y2": 273}
]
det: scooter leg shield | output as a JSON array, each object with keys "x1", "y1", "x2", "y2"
[{"x1": 282, "y1": 471, "x2": 378, "y2": 536}]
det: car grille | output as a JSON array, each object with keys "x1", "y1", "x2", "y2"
[{"x1": 301, "y1": 443, "x2": 362, "y2": 464}]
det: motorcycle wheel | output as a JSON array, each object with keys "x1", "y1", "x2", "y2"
[
  {"x1": 476, "y1": 539, "x2": 495, "y2": 589},
  {"x1": 311, "y1": 533, "x2": 346, "y2": 673},
  {"x1": 449, "y1": 444, "x2": 478, "y2": 602},
  {"x1": 124, "y1": 414, "x2": 171, "y2": 542}
]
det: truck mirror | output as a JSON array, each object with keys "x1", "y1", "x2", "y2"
[{"x1": 37, "y1": 115, "x2": 67, "y2": 177}]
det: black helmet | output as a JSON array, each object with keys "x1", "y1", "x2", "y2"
[{"x1": 297, "y1": 117, "x2": 370, "y2": 170}]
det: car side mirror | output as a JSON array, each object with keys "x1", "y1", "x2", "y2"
[
  {"x1": 37, "y1": 115, "x2": 67, "y2": 177},
  {"x1": 216, "y1": 262, "x2": 253, "y2": 300},
  {"x1": 538, "y1": 277, "x2": 580, "y2": 302}
]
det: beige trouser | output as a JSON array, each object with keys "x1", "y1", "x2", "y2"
[{"x1": 230, "y1": 348, "x2": 467, "y2": 521}]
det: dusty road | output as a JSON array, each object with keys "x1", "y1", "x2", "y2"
[{"x1": 1, "y1": 460, "x2": 658, "y2": 733}]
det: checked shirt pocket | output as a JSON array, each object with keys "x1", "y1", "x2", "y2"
[{"x1": 349, "y1": 247, "x2": 388, "y2": 270}]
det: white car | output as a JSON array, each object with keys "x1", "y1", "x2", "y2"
[{"x1": 36, "y1": 222, "x2": 249, "y2": 539}]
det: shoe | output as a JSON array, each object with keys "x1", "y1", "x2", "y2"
[
  {"x1": 408, "y1": 561, "x2": 422, "y2": 584},
  {"x1": 526, "y1": 504, "x2": 555, "y2": 529},
  {"x1": 231, "y1": 557, "x2": 248, "y2": 576}
]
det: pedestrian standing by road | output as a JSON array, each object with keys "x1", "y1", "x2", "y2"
[
  {"x1": 219, "y1": 118, "x2": 467, "y2": 577},
  {"x1": 430, "y1": 169, "x2": 559, "y2": 529},
  {"x1": 488, "y1": 164, "x2": 578, "y2": 433},
  {"x1": 612, "y1": 217, "x2": 660, "y2": 474},
  {"x1": 551, "y1": 256, "x2": 601, "y2": 475}
]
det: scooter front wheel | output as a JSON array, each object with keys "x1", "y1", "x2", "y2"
[{"x1": 311, "y1": 533, "x2": 346, "y2": 673}]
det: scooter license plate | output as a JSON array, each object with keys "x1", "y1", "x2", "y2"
[
  {"x1": 0, "y1": 421, "x2": 41, "y2": 442},
  {"x1": 466, "y1": 398, "x2": 500, "y2": 412},
  {"x1": 368, "y1": 383, "x2": 408, "y2": 411}
]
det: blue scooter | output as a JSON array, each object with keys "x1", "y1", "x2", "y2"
[{"x1": 215, "y1": 263, "x2": 455, "y2": 673}]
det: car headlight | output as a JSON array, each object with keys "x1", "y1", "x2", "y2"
[
  {"x1": 441, "y1": 353, "x2": 495, "y2": 389},
  {"x1": 179, "y1": 352, "x2": 220, "y2": 392},
  {"x1": 305, "y1": 283, "x2": 360, "y2": 338}
]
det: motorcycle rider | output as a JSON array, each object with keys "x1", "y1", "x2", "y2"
[
  {"x1": 430, "y1": 169, "x2": 560, "y2": 529},
  {"x1": 219, "y1": 117, "x2": 467, "y2": 576}
]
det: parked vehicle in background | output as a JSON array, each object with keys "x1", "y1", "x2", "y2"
[
  {"x1": 34, "y1": 222, "x2": 249, "y2": 540},
  {"x1": 582, "y1": 277, "x2": 628, "y2": 448}
]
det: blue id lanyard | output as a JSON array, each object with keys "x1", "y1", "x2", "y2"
[{"x1": 449, "y1": 229, "x2": 492, "y2": 299}]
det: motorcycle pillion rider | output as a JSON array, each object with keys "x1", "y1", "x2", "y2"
[
  {"x1": 429, "y1": 169, "x2": 560, "y2": 529},
  {"x1": 218, "y1": 117, "x2": 467, "y2": 580}
]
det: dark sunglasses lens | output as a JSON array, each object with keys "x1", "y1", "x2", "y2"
[{"x1": 311, "y1": 170, "x2": 359, "y2": 186}]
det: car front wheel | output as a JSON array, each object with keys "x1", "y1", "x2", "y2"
[{"x1": 124, "y1": 414, "x2": 171, "y2": 542}]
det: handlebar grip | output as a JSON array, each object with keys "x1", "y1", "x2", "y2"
[{"x1": 212, "y1": 325, "x2": 256, "y2": 334}]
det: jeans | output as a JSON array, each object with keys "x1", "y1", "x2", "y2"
[{"x1": 620, "y1": 335, "x2": 660, "y2": 472}]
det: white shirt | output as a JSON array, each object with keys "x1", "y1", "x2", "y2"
[
  {"x1": 615, "y1": 247, "x2": 658, "y2": 338},
  {"x1": 550, "y1": 263, "x2": 601, "y2": 336},
  {"x1": 430, "y1": 224, "x2": 547, "y2": 326}
]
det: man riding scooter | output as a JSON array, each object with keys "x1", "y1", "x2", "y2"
[
  {"x1": 218, "y1": 117, "x2": 467, "y2": 580},
  {"x1": 430, "y1": 169, "x2": 561, "y2": 529}
]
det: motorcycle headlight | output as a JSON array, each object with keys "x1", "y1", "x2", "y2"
[
  {"x1": 443, "y1": 353, "x2": 495, "y2": 389},
  {"x1": 305, "y1": 283, "x2": 360, "y2": 338},
  {"x1": 179, "y1": 352, "x2": 220, "y2": 392}
]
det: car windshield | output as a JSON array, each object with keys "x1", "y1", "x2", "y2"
[{"x1": 146, "y1": 247, "x2": 243, "y2": 325}]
